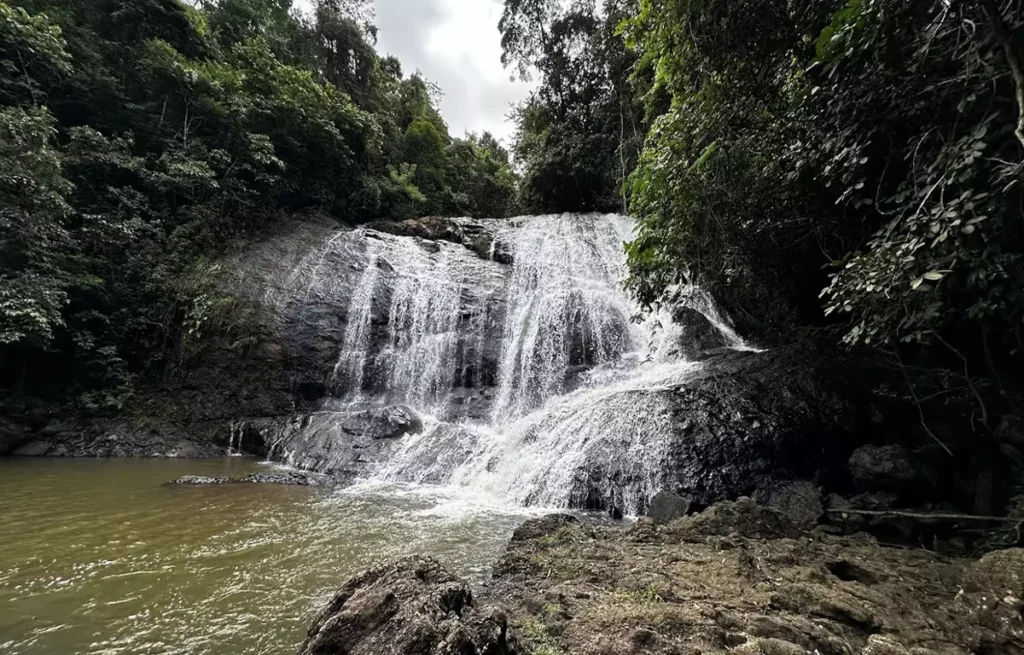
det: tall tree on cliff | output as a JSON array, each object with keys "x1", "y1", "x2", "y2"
[{"x1": 501, "y1": 0, "x2": 645, "y2": 213}]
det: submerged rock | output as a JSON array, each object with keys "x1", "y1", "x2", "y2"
[
  {"x1": 171, "y1": 475, "x2": 231, "y2": 485},
  {"x1": 299, "y1": 556, "x2": 519, "y2": 655}
]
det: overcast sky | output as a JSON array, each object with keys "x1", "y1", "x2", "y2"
[{"x1": 298, "y1": 0, "x2": 535, "y2": 143}]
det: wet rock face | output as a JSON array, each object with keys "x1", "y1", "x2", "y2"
[
  {"x1": 671, "y1": 307, "x2": 732, "y2": 360},
  {"x1": 573, "y1": 345, "x2": 884, "y2": 511},
  {"x1": 242, "y1": 405, "x2": 426, "y2": 480},
  {"x1": 299, "y1": 556, "x2": 520, "y2": 655}
]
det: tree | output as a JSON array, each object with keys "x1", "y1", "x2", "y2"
[
  {"x1": 622, "y1": 0, "x2": 1024, "y2": 433},
  {"x1": 0, "y1": 106, "x2": 73, "y2": 348},
  {"x1": 502, "y1": 0, "x2": 644, "y2": 213}
]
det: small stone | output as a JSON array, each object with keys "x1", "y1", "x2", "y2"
[
  {"x1": 861, "y1": 634, "x2": 913, "y2": 655},
  {"x1": 631, "y1": 627, "x2": 658, "y2": 648}
]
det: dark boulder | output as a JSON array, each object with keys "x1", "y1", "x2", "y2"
[
  {"x1": 671, "y1": 307, "x2": 732, "y2": 360},
  {"x1": 754, "y1": 481, "x2": 823, "y2": 529},
  {"x1": 848, "y1": 445, "x2": 937, "y2": 496},
  {"x1": 647, "y1": 491, "x2": 693, "y2": 525},
  {"x1": 509, "y1": 514, "x2": 579, "y2": 543},
  {"x1": 299, "y1": 556, "x2": 520, "y2": 655},
  {"x1": 666, "y1": 497, "x2": 803, "y2": 540}
]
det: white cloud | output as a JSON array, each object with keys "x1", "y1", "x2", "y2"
[
  {"x1": 374, "y1": 0, "x2": 535, "y2": 144},
  {"x1": 295, "y1": 0, "x2": 534, "y2": 144}
]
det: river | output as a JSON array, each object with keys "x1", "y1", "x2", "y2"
[{"x1": 0, "y1": 458, "x2": 534, "y2": 655}]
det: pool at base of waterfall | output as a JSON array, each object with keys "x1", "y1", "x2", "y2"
[{"x1": 0, "y1": 458, "x2": 542, "y2": 655}]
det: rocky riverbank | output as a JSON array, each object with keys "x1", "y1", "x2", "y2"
[{"x1": 299, "y1": 497, "x2": 1024, "y2": 655}]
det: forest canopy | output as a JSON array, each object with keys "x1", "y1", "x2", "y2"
[{"x1": 0, "y1": 0, "x2": 518, "y2": 411}]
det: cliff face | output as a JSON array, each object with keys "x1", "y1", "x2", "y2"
[{"x1": 6, "y1": 215, "x2": 916, "y2": 516}]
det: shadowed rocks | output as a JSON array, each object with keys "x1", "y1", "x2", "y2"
[{"x1": 298, "y1": 556, "x2": 520, "y2": 655}]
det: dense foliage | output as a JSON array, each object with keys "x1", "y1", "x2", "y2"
[
  {"x1": 0, "y1": 0, "x2": 517, "y2": 413},
  {"x1": 507, "y1": 0, "x2": 1024, "y2": 437},
  {"x1": 501, "y1": 0, "x2": 645, "y2": 213}
]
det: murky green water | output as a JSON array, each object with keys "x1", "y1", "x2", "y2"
[{"x1": 0, "y1": 458, "x2": 533, "y2": 655}]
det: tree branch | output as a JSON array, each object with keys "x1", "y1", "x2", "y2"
[
  {"x1": 825, "y1": 508, "x2": 1016, "y2": 522},
  {"x1": 984, "y1": 0, "x2": 1024, "y2": 149}
]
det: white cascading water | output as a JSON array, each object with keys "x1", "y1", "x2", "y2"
[
  {"x1": 271, "y1": 214, "x2": 748, "y2": 514},
  {"x1": 490, "y1": 215, "x2": 639, "y2": 422},
  {"x1": 331, "y1": 251, "x2": 379, "y2": 398}
]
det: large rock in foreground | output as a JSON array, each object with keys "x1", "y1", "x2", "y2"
[{"x1": 299, "y1": 556, "x2": 519, "y2": 655}]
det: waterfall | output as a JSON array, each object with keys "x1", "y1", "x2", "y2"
[
  {"x1": 490, "y1": 215, "x2": 640, "y2": 422},
  {"x1": 331, "y1": 251, "x2": 379, "y2": 399},
  {"x1": 263, "y1": 214, "x2": 749, "y2": 514}
]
